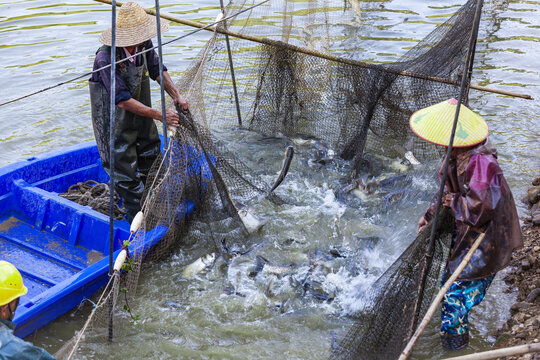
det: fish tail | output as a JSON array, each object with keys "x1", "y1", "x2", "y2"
[{"x1": 249, "y1": 255, "x2": 266, "y2": 277}]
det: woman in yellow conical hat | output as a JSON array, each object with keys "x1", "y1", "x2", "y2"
[
  {"x1": 409, "y1": 97, "x2": 488, "y2": 148},
  {"x1": 412, "y1": 98, "x2": 522, "y2": 351}
]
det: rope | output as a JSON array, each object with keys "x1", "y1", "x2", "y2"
[
  {"x1": 59, "y1": 180, "x2": 126, "y2": 220},
  {"x1": 93, "y1": 0, "x2": 534, "y2": 101},
  {"x1": 63, "y1": 273, "x2": 117, "y2": 360},
  {"x1": 0, "y1": 0, "x2": 272, "y2": 108}
]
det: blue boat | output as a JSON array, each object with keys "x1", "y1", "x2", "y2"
[{"x1": 0, "y1": 140, "x2": 204, "y2": 338}]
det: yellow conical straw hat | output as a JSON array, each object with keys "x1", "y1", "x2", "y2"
[{"x1": 409, "y1": 98, "x2": 488, "y2": 147}]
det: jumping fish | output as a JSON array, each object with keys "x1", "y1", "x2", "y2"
[
  {"x1": 303, "y1": 281, "x2": 335, "y2": 302},
  {"x1": 393, "y1": 141, "x2": 422, "y2": 166},
  {"x1": 404, "y1": 151, "x2": 421, "y2": 166},
  {"x1": 268, "y1": 145, "x2": 295, "y2": 194},
  {"x1": 238, "y1": 208, "x2": 266, "y2": 234},
  {"x1": 291, "y1": 276, "x2": 335, "y2": 303},
  {"x1": 335, "y1": 174, "x2": 376, "y2": 202},
  {"x1": 182, "y1": 253, "x2": 217, "y2": 278},
  {"x1": 249, "y1": 255, "x2": 296, "y2": 277},
  {"x1": 348, "y1": 0, "x2": 362, "y2": 19},
  {"x1": 221, "y1": 238, "x2": 263, "y2": 261}
]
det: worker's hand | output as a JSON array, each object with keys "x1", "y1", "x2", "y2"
[
  {"x1": 442, "y1": 193, "x2": 455, "y2": 208},
  {"x1": 174, "y1": 95, "x2": 189, "y2": 111},
  {"x1": 417, "y1": 216, "x2": 428, "y2": 233},
  {"x1": 163, "y1": 109, "x2": 180, "y2": 127}
]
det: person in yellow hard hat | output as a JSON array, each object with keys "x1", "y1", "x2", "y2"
[
  {"x1": 412, "y1": 98, "x2": 523, "y2": 351},
  {"x1": 0, "y1": 261, "x2": 56, "y2": 359}
]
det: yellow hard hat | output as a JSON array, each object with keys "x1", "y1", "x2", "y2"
[
  {"x1": 410, "y1": 98, "x2": 489, "y2": 147},
  {"x1": 0, "y1": 261, "x2": 28, "y2": 306}
]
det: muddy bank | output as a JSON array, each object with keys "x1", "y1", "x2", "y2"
[{"x1": 495, "y1": 177, "x2": 540, "y2": 359}]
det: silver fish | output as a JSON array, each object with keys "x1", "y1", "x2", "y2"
[
  {"x1": 182, "y1": 253, "x2": 217, "y2": 278},
  {"x1": 249, "y1": 255, "x2": 296, "y2": 277},
  {"x1": 269, "y1": 145, "x2": 294, "y2": 194},
  {"x1": 404, "y1": 151, "x2": 421, "y2": 166},
  {"x1": 238, "y1": 208, "x2": 266, "y2": 234}
]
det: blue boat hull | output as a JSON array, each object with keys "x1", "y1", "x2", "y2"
[{"x1": 0, "y1": 141, "x2": 198, "y2": 338}]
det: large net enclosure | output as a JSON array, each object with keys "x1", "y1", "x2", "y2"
[{"x1": 55, "y1": 0, "x2": 490, "y2": 358}]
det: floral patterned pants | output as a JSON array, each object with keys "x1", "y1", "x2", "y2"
[{"x1": 440, "y1": 275, "x2": 494, "y2": 350}]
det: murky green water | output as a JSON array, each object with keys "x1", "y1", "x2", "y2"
[{"x1": 1, "y1": 0, "x2": 539, "y2": 359}]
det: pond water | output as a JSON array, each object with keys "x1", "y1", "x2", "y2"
[{"x1": 0, "y1": 0, "x2": 539, "y2": 359}]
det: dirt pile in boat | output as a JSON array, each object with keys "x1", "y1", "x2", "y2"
[{"x1": 496, "y1": 176, "x2": 540, "y2": 358}]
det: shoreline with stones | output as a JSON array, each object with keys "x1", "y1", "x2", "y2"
[{"x1": 495, "y1": 176, "x2": 540, "y2": 359}]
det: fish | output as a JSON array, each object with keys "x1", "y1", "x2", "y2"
[
  {"x1": 306, "y1": 287, "x2": 335, "y2": 302},
  {"x1": 337, "y1": 173, "x2": 414, "y2": 203},
  {"x1": 393, "y1": 140, "x2": 422, "y2": 166},
  {"x1": 238, "y1": 208, "x2": 266, "y2": 234},
  {"x1": 348, "y1": 0, "x2": 362, "y2": 19},
  {"x1": 223, "y1": 287, "x2": 246, "y2": 297},
  {"x1": 390, "y1": 160, "x2": 409, "y2": 173},
  {"x1": 182, "y1": 252, "x2": 217, "y2": 278},
  {"x1": 163, "y1": 301, "x2": 185, "y2": 309},
  {"x1": 290, "y1": 135, "x2": 317, "y2": 146},
  {"x1": 404, "y1": 151, "x2": 421, "y2": 166},
  {"x1": 268, "y1": 145, "x2": 294, "y2": 194},
  {"x1": 311, "y1": 248, "x2": 345, "y2": 263},
  {"x1": 249, "y1": 255, "x2": 296, "y2": 277},
  {"x1": 221, "y1": 238, "x2": 264, "y2": 261},
  {"x1": 291, "y1": 276, "x2": 335, "y2": 303},
  {"x1": 381, "y1": 189, "x2": 414, "y2": 212},
  {"x1": 335, "y1": 174, "x2": 377, "y2": 202}
]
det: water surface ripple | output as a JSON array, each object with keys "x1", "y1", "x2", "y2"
[{"x1": 0, "y1": 0, "x2": 538, "y2": 359}]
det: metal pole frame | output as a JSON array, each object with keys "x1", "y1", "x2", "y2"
[
  {"x1": 407, "y1": 0, "x2": 485, "y2": 343},
  {"x1": 154, "y1": 0, "x2": 172, "y2": 225},
  {"x1": 108, "y1": 0, "x2": 117, "y2": 343},
  {"x1": 219, "y1": 0, "x2": 243, "y2": 127}
]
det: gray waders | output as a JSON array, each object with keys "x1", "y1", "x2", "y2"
[{"x1": 89, "y1": 45, "x2": 161, "y2": 222}]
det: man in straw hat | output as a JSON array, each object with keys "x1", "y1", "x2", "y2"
[
  {"x1": 412, "y1": 98, "x2": 522, "y2": 351},
  {"x1": 89, "y1": 1, "x2": 189, "y2": 222},
  {"x1": 0, "y1": 261, "x2": 55, "y2": 359}
]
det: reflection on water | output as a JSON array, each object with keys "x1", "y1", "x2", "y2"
[{"x1": 1, "y1": 0, "x2": 539, "y2": 359}]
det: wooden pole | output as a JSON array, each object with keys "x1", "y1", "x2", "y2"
[
  {"x1": 93, "y1": 0, "x2": 533, "y2": 100},
  {"x1": 443, "y1": 343, "x2": 540, "y2": 360},
  {"x1": 398, "y1": 232, "x2": 486, "y2": 360},
  {"x1": 406, "y1": 0, "x2": 485, "y2": 340}
]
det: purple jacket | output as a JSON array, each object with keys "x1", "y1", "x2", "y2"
[
  {"x1": 90, "y1": 40, "x2": 166, "y2": 104},
  {"x1": 423, "y1": 140, "x2": 523, "y2": 280}
]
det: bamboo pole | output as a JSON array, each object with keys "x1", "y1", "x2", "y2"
[
  {"x1": 94, "y1": 0, "x2": 533, "y2": 100},
  {"x1": 398, "y1": 232, "x2": 487, "y2": 360},
  {"x1": 444, "y1": 343, "x2": 540, "y2": 360}
]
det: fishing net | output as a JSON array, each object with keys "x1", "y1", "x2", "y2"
[
  {"x1": 190, "y1": 0, "x2": 482, "y2": 173},
  {"x1": 330, "y1": 208, "x2": 454, "y2": 359},
  {"x1": 55, "y1": 0, "x2": 484, "y2": 358}
]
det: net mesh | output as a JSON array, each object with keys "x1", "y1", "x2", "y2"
[
  {"x1": 55, "y1": 0, "x2": 483, "y2": 358},
  {"x1": 329, "y1": 209, "x2": 454, "y2": 359}
]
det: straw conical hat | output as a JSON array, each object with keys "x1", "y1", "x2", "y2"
[
  {"x1": 409, "y1": 98, "x2": 488, "y2": 147},
  {"x1": 100, "y1": 2, "x2": 169, "y2": 47}
]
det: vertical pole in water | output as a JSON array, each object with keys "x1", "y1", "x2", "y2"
[
  {"x1": 219, "y1": 0, "x2": 243, "y2": 127},
  {"x1": 154, "y1": 0, "x2": 172, "y2": 225},
  {"x1": 407, "y1": 0, "x2": 484, "y2": 344},
  {"x1": 108, "y1": 0, "x2": 117, "y2": 343}
]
